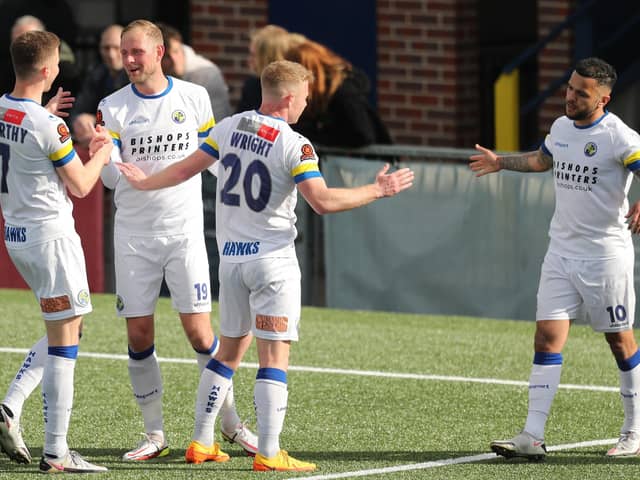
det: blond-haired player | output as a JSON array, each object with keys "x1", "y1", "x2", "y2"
[
  {"x1": 117, "y1": 59, "x2": 414, "y2": 471},
  {"x1": 97, "y1": 19, "x2": 256, "y2": 463}
]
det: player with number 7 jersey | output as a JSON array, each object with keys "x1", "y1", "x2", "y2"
[
  {"x1": 0, "y1": 30, "x2": 112, "y2": 472},
  {"x1": 0, "y1": 99, "x2": 76, "y2": 247}
]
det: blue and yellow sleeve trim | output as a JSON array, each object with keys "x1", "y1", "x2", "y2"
[
  {"x1": 198, "y1": 118, "x2": 215, "y2": 138},
  {"x1": 199, "y1": 137, "x2": 219, "y2": 159},
  {"x1": 109, "y1": 130, "x2": 122, "y2": 149},
  {"x1": 292, "y1": 162, "x2": 322, "y2": 184},
  {"x1": 624, "y1": 151, "x2": 640, "y2": 172},
  {"x1": 49, "y1": 142, "x2": 75, "y2": 168}
]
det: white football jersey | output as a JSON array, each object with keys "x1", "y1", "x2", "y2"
[
  {"x1": 0, "y1": 94, "x2": 77, "y2": 248},
  {"x1": 543, "y1": 111, "x2": 640, "y2": 258},
  {"x1": 99, "y1": 76, "x2": 214, "y2": 235},
  {"x1": 200, "y1": 110, "x2": 322, "y2": 263}
]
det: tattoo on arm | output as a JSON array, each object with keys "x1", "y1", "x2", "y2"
[
  {"x1": 499, "y1": 152, "x2": 536, "y2": 172},
  {"x1": 536, "y1": 151, "x2": 553, "y2": 171},
  {"x1": 499, "y1": 150, "x2": 552, "y2": 172}
]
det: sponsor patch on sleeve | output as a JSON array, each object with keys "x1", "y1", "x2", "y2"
[
  {"x1": 40, "y1": 295, "x2": 72, "y2": 313},
  {"x1": 300, "y1": 143, "x2": 315, "y2": 161},
  {"x1": 57, "y1": 123, "x2": 71, "y2": 143},
  {"x1": 255, "y1": 314, "x2": 289, "y2": 333}
]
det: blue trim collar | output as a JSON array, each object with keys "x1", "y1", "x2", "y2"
[{"x1": 131, "y1": 76, "x2": 173, "y2": 99}]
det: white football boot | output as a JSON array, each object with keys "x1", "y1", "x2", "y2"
[
  {"x1": 607, "y1": 432, "x2": 640, "y2": 457},
  {"x1": 221, "y1": 421, "x2": 258, "y2": 456},
  {"x1": 490, "y1": 431, "x2": 547, "y2": 461},
  {"x1": 39, "y1": 450, "x2": 107, "y2": 473},
  {"x1": 122, "y1": 432, "x2": 169, "y2": 461},
  {"x1": 0, "y1": 404, "x2": 31, "y2": 464}
]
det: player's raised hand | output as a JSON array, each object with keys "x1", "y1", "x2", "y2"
[
  {"x1": 375, "y1": 163, "x2": 414, "y2": 197},
  {"x1": 116, "y1": 162, "x2": 148, "y2": 189},
  {"x1": 626, "y1": 200, "x2": 640, "y2": 235},
  {"x1": 44, "y1": 87, "x2": 75, "y2": 117},
  {"x1": 469, "y1": 143, "x2": 501, "y2": 177},
  {"x1": 93, "y1": 134, "x2": 113, "y2": 162},
  {"x1": 89, "y1": 125, "x2": 111, "y2": 161}
]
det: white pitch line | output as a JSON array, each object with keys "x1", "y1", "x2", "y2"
[
  {"x1": 0, "y1": 347, "x2": 618, "y2": 392},
  {"x1": 293, "y1": 438, "x2": 618, "y2": 480}
]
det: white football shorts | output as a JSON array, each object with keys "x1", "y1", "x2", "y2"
[
  {"x1": 536, "y1": 250, "x2": 635, "y2": 332},
  {"x1": 6, "y1": 233, "x2": 92, "y2": 321},
  {"x1": 114, "y1": 232, "x2": 211, "y2": 317},
  {"x1": 219, "y1": 256, "x2": 301, "y2": 341}
]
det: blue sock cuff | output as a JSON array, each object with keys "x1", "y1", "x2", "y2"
[
  {"x1": 256, "y1": 367, "x2": 287, "y2": 384},
  {"x1": 618, "y1": 350, "x2": 640, "y2": 372},
  {"x1": 206, "y1": 358, "x2": 234, "y2": 379},
  {"x1": 533, "y1": 352, "x2": 563, "y2": 365},
  {"x1": 48, "y1": 345, "x2": 79, "y2": 359},
  {"x1": 195, "y1": 336, "x2": 218, "y2": 355},
  {"x1": 128, "y1": 344, "x2": 155, "y2": 360}
]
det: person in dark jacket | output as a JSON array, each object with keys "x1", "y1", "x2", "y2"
[
  {"x1": 71, "y1": 24, "x2": 128, "y2": 147},
  {"x1": 236, "y1": 25, "x2": 306, "y2": 113},
  {"x1": 285, "y1": 39, "x2": 392, "y2": 148}
]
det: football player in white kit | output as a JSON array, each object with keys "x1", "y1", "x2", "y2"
[
  {"x1": 0, "y1": 30, "x2": 113, "y2": 472},
  {"x1": 470, "y1": 57, "x2": 640, "y2": 460},
  {"x1": 116, "y1": 59, "x2": 415, "y2": 471},
  {"x1": 97, "y1": 20, "x2": 256, "y2": 462}
]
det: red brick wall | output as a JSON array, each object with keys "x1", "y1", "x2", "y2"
[
  {"x1": 537, "y1": 0, "x2": 575, "y2": 138},
  {"x1": 190, "y1": 0, "x2": 268, "y2": 107},
  {"x1": 188, "y1": 0, "x2": 575, "y2": 149},
  {"x1": 377, "y1": 0, "x2": 479, "y2": 146}
]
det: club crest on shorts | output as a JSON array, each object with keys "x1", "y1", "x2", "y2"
[
  {"x1": 76, "y1": 289, "x2": 90, "y2": 307},
  {"x1": 116, "y1": 295, "x2": 125, "y2": 312},
  {"x1": 172, "y1": 110, "x2": 186, "y2": 124}
]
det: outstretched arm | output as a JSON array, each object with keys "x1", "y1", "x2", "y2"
[
  {"x1": 469, "y1": 144, "x2": 552, "y2": 176},
  {"x1": 56, "y1": 125, "x2": 113, "y2": 198},
  {"x1": 116, "y1": 149, "x2": 216, "y2": 190},
  {"x1": 297, "y1": 163, "x2": 414, "y2": 215}
]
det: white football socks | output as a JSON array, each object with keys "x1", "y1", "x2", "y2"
[
  {"x1": 42, "y1": 350, "x2": 76, "y2": 458},
  {"x1": 193, "y1": 360, "x2": 232, "y2": 445},
  {"x1": 619, "y1": 363, "x2": 640, "y2": 433},
  {"x1": 523, "y1": 362, "x2": 562, "y2": 440},
  {"x1": 128, "y1": 349, "x2": 164, "y2": 435},
  {"x1": 4, "y1": 335, "x2": 47, "y2": 421},
  {"x1": 254, "y1": 378, "x2": 288, "y2": 458},
  {"x1": 196, "y1": 343, "x2": 241, "y2": 434}
]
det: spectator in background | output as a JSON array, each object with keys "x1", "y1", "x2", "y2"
[
  {"x1": 158, "y1": 22, "x2": 232, "y2": 122},
  {"x1": 10, "y1": 15, "x2": 81, "y2": 105},
  {"x1": 71, "y1": 24, "x2": 128, "y2": 148},
  {"x1": 235, "y1": 24, "x2": 306, "y2": 113},
  {"x1": 284, "y1": 39, "x2": 392, "y2": 148}
]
